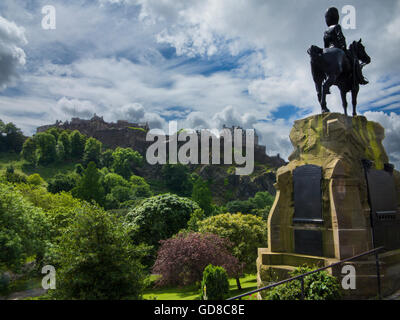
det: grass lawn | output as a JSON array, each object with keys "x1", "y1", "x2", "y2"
[
  {"x1": 143, "y1": 274, "x2": 258, "y2": 300},
  {"x1": 0, "y1": 152, "x2": 79, "y2": 181}
]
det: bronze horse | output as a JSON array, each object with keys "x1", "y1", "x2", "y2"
[{"x1": 308, "y1": 39, "x2": 371, "y2": 116}]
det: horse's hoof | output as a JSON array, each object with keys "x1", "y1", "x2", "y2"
[
  {"x1": 353, "y1": 113, "x2": 357, "y2": 117},
  {"x1": 322, "y1": 108, "x2": 330, "y2": 113}
]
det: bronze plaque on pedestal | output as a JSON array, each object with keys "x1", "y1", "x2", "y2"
[
  {"x1": 293, "y1": 165, "x2": 323, "y2": 223},
  {"x1": 364, "y1": 161, "x2": 400, "y2": 251},
  {"x1": 294, "y1": 229, "x2": 323, "y2": 256}
]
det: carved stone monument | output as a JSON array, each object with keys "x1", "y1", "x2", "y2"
[{"x1": 257, "y1": 113, "x2": 400, "y2": 299}]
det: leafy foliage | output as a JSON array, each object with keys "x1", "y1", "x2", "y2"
[
  {"x1": 225, "y1": 191, "x2": 274, "y2": 220},
  {"x1": 72, "y1": 161, "x2": 105, "y2": 206},
  {"x1": 125, "y1": 193, "x2": 200, "y2": 248},
  {"x1": 58, "y1": 131, "x2": 71, "y2": 158},
  {"x1": 83, "y1": 137, "x2": 102, "y2": 166},
  {"x1": 35, "y1": 132, "x2": 57, "y2": 165},
  {"x1": 152, "y1": 232, "x2": 241, "y2": 287},
  {"x1": 198, "y1": 213, "x2": 268, "y2": 273},
  {"x1": 21, "y1": 137, "x2": 37, "y2": 165},
  {"x1": 201, "y1": 264, "x2": 229, "y2": 300},
  {"x1": 0, "y1": 183, "x2": 47, "y2": 272},
  {"x1": 265, "y1": 265, "x2": 341, "y2": 300},
  {"x1": 70, "y1": 130, "x2": 86, "y2": 159},
  {"x1": 161, "y1": 163, "x2": 193, "y2": 196},
  {"x1": 0, "y1": 121, "x2": 25, "y2": 153},
  {"x1": 47, "y1": 173, "x2": 78, "y2": 194},
  {"x1": 27, "y1": 173, "x2": 45, "y2": 186},
  {"x1": 112, "y1": 147, "x2": 143, "y2": 179},
  {"x1": 191, "y1": 177, "x2": 213, "y2": 216},
  {"x1": 50, "y1": 205, "x2": 146, "y2": 300}
]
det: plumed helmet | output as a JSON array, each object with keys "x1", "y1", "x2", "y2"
[{"x1": 325, "y1": 7, "x2": 339, "y2": 26}]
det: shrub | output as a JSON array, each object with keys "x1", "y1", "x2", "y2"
[
  {"x1": 27, "y1": 173, "x2": 45, "y2": 186},
  {"x1": 201, "y1": 265, "x2": 230, "y2": 300},
  {"x1": 265, "y1": 265, "x2": 341, "y2": 300},
  {"x1": 3, "y1": 167, "x2": 27, "y2": 184},
  {"x1": 47, "y1": 173, "x2": 78, "y2": 194}
]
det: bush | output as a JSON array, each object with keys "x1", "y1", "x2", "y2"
[
  {"x1": 27, "y1": 173, "x2": 45, "y2": 186},
  {"x1": 3, "y1": 167, "x2": 27, "y2": 184},
  {"x1": 201, "y1": 265, "x2": 229, "y2": 300},
  {"x1": 265, "y1": 265, "x2": 341, "y2": 300},
  {"x1": 47, "y1": 173, "x2": 78, "y2": 194}
]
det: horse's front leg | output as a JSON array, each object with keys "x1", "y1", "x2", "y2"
[
  {"x1": 352, "y1": 86, "x2": 359, "y2": 116},
  {"x1": 340, "y1": 89, "x2": 348, "y2": 116}
]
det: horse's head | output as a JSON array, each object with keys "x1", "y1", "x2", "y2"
[{"x1": 352, "y1": 39, "x2": 371, "y2": 65}]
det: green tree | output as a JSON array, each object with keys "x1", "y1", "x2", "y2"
[
  {"x1": 161, "y1": 163, "x2": 193, "y2": 196},
  {"x1": 125, "y1": 193, "x2": 200, "y2": 266},
  {"x1": 3, "y1": 122, "x2": 25, "y2": 153},
  {"x1": 130, "y1": 175, "x2": 152, "y2": 198},
  {"x1": 34, "y1": 132, "x2": 57, "y2": 165},
  {"x1": 112, "y1": 147, "x2": 143, "y2": 179},
  {"x1": 58, "y1": 131, "x2": 71, "y2": 158},
  {"x1": 50, "y1": 205, "x2": 146, "y2": 300},
  {"x1": 102, "y1": 173, "x2": 131, "y2": 193},
  {"x1": 56, "y1": 140, "x2": 66, "y2": 162},
  {"x1": 21, "y1": 137, "x2": 37, "y2": 165},
  {"x1": 100, "y1": 149, "x2": 114, "y2": 168},
  {"x1": 192, "y1": 177, "x2": 213, "y2": 216},
  {"x1": 0, "y1": 183, "x2": 46, "y2": 273},
  {"x1": 198, "y1": 213, "x2": 268, "y2": 289},
  {"x1": 46, "y1": 127, "x2": 60, "y2": 141},
  {"x1": 83, "y1": 137, "x2": 102, "y2": 166},
  {"x1": 201, "y1": 265, "x2": 230, "y2": 300},
  {"x1": 72, "y1": 161, "x2": 105, "y2": 206},
  {"x1": 70, "y1": 130, "x2": 86, "y2": 159}
]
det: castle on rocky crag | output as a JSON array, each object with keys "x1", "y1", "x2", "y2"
[{"x1": 36, "y1": 115, "x2": 285, "y2": 166}]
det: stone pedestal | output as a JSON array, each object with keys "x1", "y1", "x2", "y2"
[{"x1": 257, "y1": 113, "x2": 400, "y2": 299}]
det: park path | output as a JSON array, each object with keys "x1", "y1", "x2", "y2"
[{"x1": 5, "y1": 288, "x2": 47, "y2": 300}]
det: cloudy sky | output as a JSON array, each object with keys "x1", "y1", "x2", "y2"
[{"x1": 0, "y1": 0, "x2": 399, "y2": 166}]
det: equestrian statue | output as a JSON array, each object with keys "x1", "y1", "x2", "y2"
[{"x1": 308, "y1": 7, "x2": 371, "y2": 116}]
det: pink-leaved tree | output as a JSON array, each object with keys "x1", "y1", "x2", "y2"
[{"x1": 152, "y1": 232, "x2": 243, "y2": 287}]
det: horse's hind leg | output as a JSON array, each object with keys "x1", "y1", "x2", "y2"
[
  {"x1": 352, "y1": 86, "x2": 359, "y2": 116},
  {"x1": 321, "y1": 74, "x2": 336, "y2": 113},
  {"x1": 340, "y1": 90, "x2": 348, "y2": 116}
]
